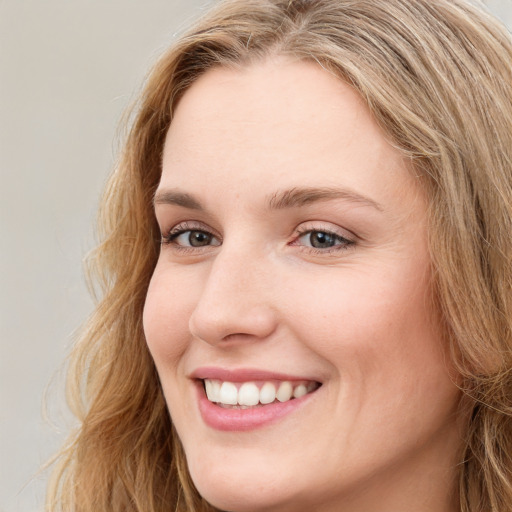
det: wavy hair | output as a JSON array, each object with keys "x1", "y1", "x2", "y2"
[{"x1": 47, "y1": 1, "x2": 512, "y2": 510}]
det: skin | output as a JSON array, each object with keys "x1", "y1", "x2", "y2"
[{"x1": 143, "y1": 57, "x2": 463, "y2": 512}]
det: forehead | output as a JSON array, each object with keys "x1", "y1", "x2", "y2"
[{"x1": 161, "y1": 57, "x2": 421, "y2": 211}]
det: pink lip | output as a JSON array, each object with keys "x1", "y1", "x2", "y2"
[
  {"x1": 191, "y1": 367, "x2": 321, "y2": 432},
  {"x1": 190, "y1": 366, "x2": 319, "y2": 383}
]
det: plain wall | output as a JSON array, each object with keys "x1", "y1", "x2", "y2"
[{"x1": 1, "y1": 1, "x2": 511, "y2": 511}]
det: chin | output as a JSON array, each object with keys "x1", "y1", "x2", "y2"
[
  {"x1": 188, "y1": 457, "x2": 304, "y2": 512},
  {"x1": 197, "y1": 487, "x2": 296, "y2": 512}
]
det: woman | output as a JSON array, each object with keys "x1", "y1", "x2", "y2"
[{"x1": 47, "y1": 0, "x2": 512, "y2": 511}]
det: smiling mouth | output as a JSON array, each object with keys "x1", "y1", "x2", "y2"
[{"x1": 203, "y1": 379, "x2": 321, "y2": 409}]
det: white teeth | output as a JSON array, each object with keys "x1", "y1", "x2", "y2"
[
  {"x1": 259, "y1": 382, "x2": 276, "y2": 404},
  {"x1": 293, "y1": 384, "x2": 307, "y2": 398},
  {"x1": 219, "y1": 382, "x2": 238, "y2": 405},
  {"x1": 204, "y1": 379, "x2": 214, "y2": 401},
  {"x1": 276, "y1": 381, "x2": 293, "y2": 402},
  {"x1": 211, "y1": 380, "x2": 221, "y2": 401},
  {"x1": 204, "y1": 379, "x2": 318, "y2": 407},
  {"x1": 238, "y1": 382, "x2": 260, "y2": 406},
  {"x1": 205, "y1": 379, "x2": 221, "y2": 402}
]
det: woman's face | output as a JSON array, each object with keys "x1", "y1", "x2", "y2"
[{"x1": 144, "y1": 58, "x2": 462, "y2": 512}]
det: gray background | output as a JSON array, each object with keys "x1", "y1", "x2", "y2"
[{"x1": 1, "y1": 1, "x2": 511, "y2": 511}]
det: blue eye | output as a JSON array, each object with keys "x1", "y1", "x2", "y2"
[{"x1": 297, "y1": 230, "x2": 353, "y2": 250}]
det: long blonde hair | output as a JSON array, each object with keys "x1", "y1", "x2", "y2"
[{"x1": 47, "y1": 1, "x2": 512, "y2": 511}]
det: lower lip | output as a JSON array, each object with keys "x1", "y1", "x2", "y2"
[{"x1": 196, "y1": 382, "x2": 317, "y2": 432}]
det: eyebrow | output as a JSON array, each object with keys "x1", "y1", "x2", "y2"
[
  {"x1": 153, "y1": 186, "x2": 383, "y2": 212},
  {"x1": 267, "y1": 186, "x2": 383, "y2": 211},
  {"x1": 154, "y1": 189, "x2": 204, "y2": 210}
]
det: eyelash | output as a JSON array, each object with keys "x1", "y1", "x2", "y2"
[
  {"x1": 161, "y1": 221, "x2": 221, "y2": 252},
  {"x1": 292, "y1": 226, "x2": 355, "y2": 253},
  {"x1": 160, "y1": 222, "x2": 355, "y2": 254}
]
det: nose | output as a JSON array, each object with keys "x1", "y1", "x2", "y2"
[{"x1": 188, "y1": 245, "x2": 278, "y2": 345}]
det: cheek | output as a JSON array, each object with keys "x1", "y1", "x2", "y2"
[
  {"x1": 286, "y1": 266, "x2": 460, "y2": 463},
  {"x1": 288, "y1": 266, "x2": 430, "y2": 350},
  {"x1": 286, "y1": 261, "x2": 451, "y2": 397},
  {"x1": 142, "y1": 263, "x2": 194, "y2": 368}
]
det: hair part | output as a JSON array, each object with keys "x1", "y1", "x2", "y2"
[{"x1": 47, "y1": 1, "x2": 512, "y2": 511}]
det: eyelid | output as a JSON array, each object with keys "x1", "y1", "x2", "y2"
[
  {"x1": 159, "y1": 219, "x2": 357, "y2": 255},
  {"x1": 293, "y1": 221, "x2": 356, "y2": 241},
  {"x1": 290, "y1": 222, "x2": 357, "y2": 254},
  {"x1": 160, "y1": 220, "x2": 222, "y2": 246}
]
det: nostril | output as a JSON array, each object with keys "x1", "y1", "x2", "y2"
[{"x1": 189, "y1": 303, "x2": 278, "y2": 346}]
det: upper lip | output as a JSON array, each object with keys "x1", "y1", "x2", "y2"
[{"x1": 190, "y1": 366, "x2": 322, "y2": 383}]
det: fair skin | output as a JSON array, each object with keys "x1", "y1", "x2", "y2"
[{"x1": 143, "y1": 57, "x2": 463, "y2": 512}]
